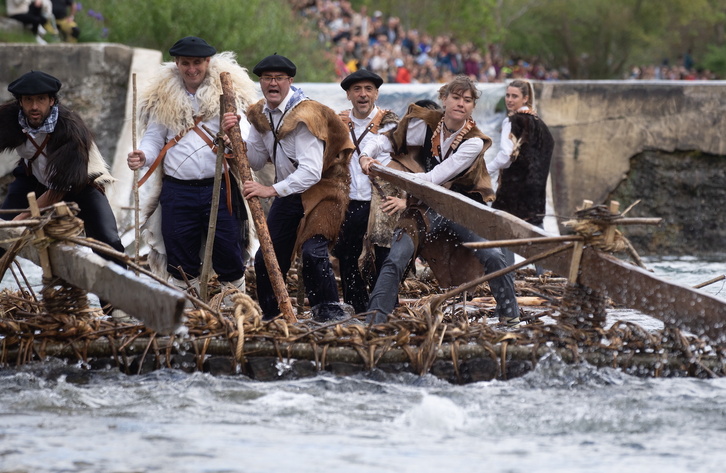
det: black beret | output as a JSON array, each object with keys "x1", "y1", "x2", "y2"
[
  {"x1": 8, "y1": 70, "x2": 62, "y2": 96},
  {"x1": 169, "y1": 36, "x2": 216, "y2": 57},
  {"x1": 252, "y1": 54, "x2": 296, "y2": 77},
  {"x1": 340, "y1": 69, "x2": 383, "y2": 90}
]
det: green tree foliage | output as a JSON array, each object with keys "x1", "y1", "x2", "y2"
[
  {"x1": 703, "y1": 44, "x2": 726, "y2": 76},
  {"x1": 77, "y1": 0, "x2": 334, "y2": 81},
  {"x1": 3, "y1": 0, "x2": 724, "y2": 80},
  {"x1": 500, "y1": 0, "x2": 725, "y2": 78}
]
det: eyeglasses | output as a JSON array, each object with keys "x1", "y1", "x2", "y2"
[{"x1": 260, "y1": 75, "x2": 290, "y2": 84}]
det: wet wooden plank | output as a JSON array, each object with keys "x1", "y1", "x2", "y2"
[
  {"x1": 0, "y1": 226, "x2": 185, "y2": 334},
  {"x1": 372, "y1": 165, "x2": 726, "y2": 342}
]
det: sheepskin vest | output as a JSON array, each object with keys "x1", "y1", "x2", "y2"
[
  {"x1": 135, "y1": 52, "x2": 258, "y2": 279},
  {"x1": 247, "y1": 99, "x2": 354, "y2": 248},
  {"x1": 492, "y1": 111, "x2": 554, "y2": 225},
  {"x1": 0, "y1": 101, "x2": 112, "y2": 194},
  {"x1": 388, "y1": 103, "x2": 495, "y2": 203},
  {"x1": 136, "y1": 51, "x2": 258, "y2": 223}
]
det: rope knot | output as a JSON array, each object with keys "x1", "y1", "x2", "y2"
[
  {"x1": 563, "y1": 204, "x2": 628, "y2": 253},
  {"x1": 43, "y1": 203, "x2": 84, "y2": 240}
]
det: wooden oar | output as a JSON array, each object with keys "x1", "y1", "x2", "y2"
[
  {"x1": 219, "y1": 72, "x2": 296, "y2": 323},
  {"x1": 0, "y1": 216, "x2": 186, "y2": 334},
  {"x1": 369, "y1": 164, "x2": 726, "y2": 342}
]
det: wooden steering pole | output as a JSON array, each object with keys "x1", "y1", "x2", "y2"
[{"x1": 219, "y1": 72, "x2": 296, "y2": 323}]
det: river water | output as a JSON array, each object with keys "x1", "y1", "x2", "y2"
[
  {"x1": 1, "y1": 255, "x2": 724, "y2": 473},
  {"x1": 2, "y1": 84, "x2": 725, "y2": 472}
]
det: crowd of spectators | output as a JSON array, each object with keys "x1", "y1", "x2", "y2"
[
  {"x1": 292, "y1": 0, "x2": 562, "y2": 84},
  {"x1": 292, "y1": 0, "x2": 719, "y2": 83},
  {"x1": 625, "y1": 61, "x2": 718, "y2": 81}
]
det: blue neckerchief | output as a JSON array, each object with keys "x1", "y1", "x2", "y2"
[
  {"x1": 284, "y1": 85, "x2": 308, "y2": 113},
  {"x1": 19, "y1": 104, "x2": 59, "y2": 134}
]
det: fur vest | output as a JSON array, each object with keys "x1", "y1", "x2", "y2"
[
  {"x1": 492, "y1": 112, "x2": 554, "y2": 225},
  {"x1": 388, "y1": 104, "x2": 495, "y2": 203},
  {"x1": 352, "y1": 109, "x2": 400, "y2": 247},
  {"x1": 247, "y1": 99, "x2": 353, "y2": 249},
  {"x1": 0, "y1": 101, "x2": 113, "y2": 194}
]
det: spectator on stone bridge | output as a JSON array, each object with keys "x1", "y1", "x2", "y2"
[{"x1": 6, "y1": 0, "x2": 52, "y2": 43}]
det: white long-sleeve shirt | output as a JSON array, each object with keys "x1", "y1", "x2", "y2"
[
  {"x1": 245, "y1": 89, "x2": 324, "y2": 197},
  {"x1": 361, "y1": 118, "x2": 483, "y2": 186},
  {"x1": 139, "y1": 92, "x2": 250, "y2": 181},
  {"x1": 16, "y1": 130, "x2": 53, "y2": 188},
  {"x1": 347, "y1": 106, "x2": 394, "y2": 201}
]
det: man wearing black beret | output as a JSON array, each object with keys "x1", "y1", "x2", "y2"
[
  {"x1": 332, "y1": 69, "x2": 400, "y2": 313},
  {"x1": 0, "y1": 70, "x2": 125, "y2": 285},
  {"x1": 223, "y1": 54, "x2": 355, "y2": 322},
  {"x1": 127, "y1": 37, "x2": 258, "y2": 301}
]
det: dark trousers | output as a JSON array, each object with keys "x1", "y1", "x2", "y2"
[
  {"x1": 332, "y1": 200, "x2": 370, "y2": 313},
  {"x1": 10, "y1": 3, "x2": 46, "y2": 35},
  {"x1": 372, "y1": 245, "x2": 391, "y2": 284},
  {"x1": 159, "y1": 177, "x2": 246, "y2": 282},
  {"x1": 367, "y1": 208, "x2": 519, "y2": 323},
  {"x1": 255, "y1": 194, "x2": 339, "y2": 319},
  {"x1": 502, "y1": 222, "x2": 545, "y2": 276},
  {"x1": 1, "y1": 166, "x2": 124, "y2": 261}
]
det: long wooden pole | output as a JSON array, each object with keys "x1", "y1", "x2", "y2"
[
  {"x1": 370, "y1": 165, "x2": 726, "y2": 342},
  {"x1": 27, "y1": 193, "x2": 52, "y2": 281},
  {"x1": 463, "y1": 235, "x2": 583, "y2": 249},
  {"x1": 219, "y1": 72, "x2": 296, "y2": 323},
  {"x1": 132, "y1": 73, "x2": 140, "y2": 266},
  {"x1": 198, "y1": 115, "x2": 226, "y2": 302},
  {"x1": 428, "y1": 242, "x2": 576, "y2": 312}
]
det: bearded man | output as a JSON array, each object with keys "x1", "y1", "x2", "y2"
[{"x1": 0, "y1": 70, "x2": 123, "y2": 258}]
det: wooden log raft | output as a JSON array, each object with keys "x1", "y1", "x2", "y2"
[{"x1": 1, "y1": 336, "x2": 722, "y2": 383}]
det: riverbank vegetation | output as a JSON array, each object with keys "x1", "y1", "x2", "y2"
[{"x1": 76, "y1": 0, "x2": 335, "y2": 81}]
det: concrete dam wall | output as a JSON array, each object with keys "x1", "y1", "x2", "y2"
[
  {"x1": 536, "y1": 81, "x2": 726, "y2": 254},
  {"x1": 1, "y1": 43, "x2": 724, "y2": 255}
]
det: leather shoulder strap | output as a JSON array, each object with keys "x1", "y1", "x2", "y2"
[{"x1": 137, "y1": 117, "x2": 203, "y2": 187}]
